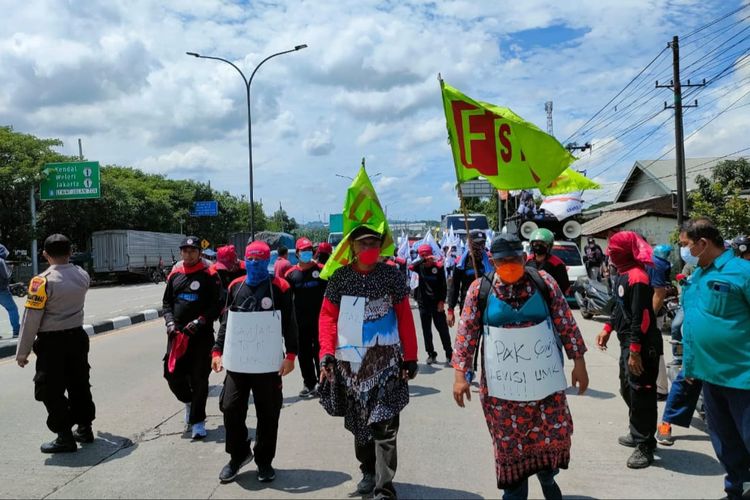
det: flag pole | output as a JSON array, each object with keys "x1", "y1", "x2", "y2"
[{"x1": 457, "y1": 183, "x2": 481, "y2": 280}]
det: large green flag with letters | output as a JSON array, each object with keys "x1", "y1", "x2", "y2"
[
  {"x1": 320, "y1": 163, "x2": 395, "y2": 280},
  {"x1": 441, "y1": 80, "x2": 576, "y2": 190}
]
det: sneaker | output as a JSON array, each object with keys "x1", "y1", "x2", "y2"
[
  {"x1": 191, "y1": 421, "x2": 207, "y2": 440},
  {"x1": 40, "y1": 432, "x2": 77, "y2": 453},
  {"x1": 426, "y1": 354, "x2": 437, "y2": 365},
  {"x1": 656, "y1": 423, "x2": 674, "y2": 446},
  {"x1": 257, "y1": 463, "x2": 276, "y2": 482},
  {"x1": 627, "y1": 446, "x2": 655, "y2": 469},
  {"x1": 73, "y1": 424, "x2": 95, "y2": 443},
  {"x1": 219, "y1": 450, "x2": 254, "y2": 484},
  {"x1": 357, "y1": 472, "x2": 375, "y2": 494},
  {"x1": 299, "y1": 386, "x2": 316, "y2": 399},
  {"x1": 618, "y1": 434, "x2": 637, "y2": 448}
]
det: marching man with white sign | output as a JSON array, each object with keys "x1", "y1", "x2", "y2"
[
  {"x1": 452, "y1": 234, "x2": 589, "y2": 499},
  {"x1": 210, "y1": 241, "x2": 298, "y2": 484}
]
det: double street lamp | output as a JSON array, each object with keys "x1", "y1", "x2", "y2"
[{"x1": 187, "y1": 44, "x2": 307, "y2": 240}]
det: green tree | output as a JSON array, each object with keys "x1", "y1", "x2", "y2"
[
  {"x1": 690, "y1": 158, "x2": 750, "y2": 238},
  {"x1": 267, "y1": 207, "x2": 297, "y2": 233},
  {"x1": 0, "y1": 126, "x2": 70, "y2": 256}
]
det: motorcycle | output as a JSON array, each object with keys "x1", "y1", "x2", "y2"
[
  {"x1": 9, "y1": 281, "x2": 27, "y2": 297},
  {"x1": 572, "y1": 276, "x2": 613, "y2": 319}
]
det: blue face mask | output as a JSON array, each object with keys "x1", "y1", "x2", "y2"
[
  {"x1": 245, "y1": 259, "x2": 270, "y2": 286},
  {"x1": 680, "y1": 245, "x2": 700, "y2": 267},
  {"x1": 299, "y1": 250, "x2": 314, "y2": 263}
]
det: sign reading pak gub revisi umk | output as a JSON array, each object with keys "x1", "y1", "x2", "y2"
[
  {"x1": 440, "y1": 80, "x2": 576, "y2": 190},
  {"x1": 41, "y1": 161, "x2": 101, "y2": 200}
]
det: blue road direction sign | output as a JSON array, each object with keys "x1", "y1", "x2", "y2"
[
  {"x1": 40, "y1": 161, "x2": 101, "y2": 200},
  {"x1": 191, "y1": 200, "x2": 219, "y2": 217}
]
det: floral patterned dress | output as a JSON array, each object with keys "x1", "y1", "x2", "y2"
[{"x1": 452, "y1": 271, "x2": 587, "y2": 488}]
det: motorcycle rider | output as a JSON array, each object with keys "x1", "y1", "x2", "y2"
[
  {"x1": 526, "y1": 228, "x2": 570, "y2": 295},
  {"x1": 583, "y1": 237, "x2": 605, "y2": 281},
  {"x1": 732, "y1": 235, "x2": 750, "y2": 260}
]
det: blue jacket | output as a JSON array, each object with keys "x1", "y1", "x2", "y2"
[{"x1": 682, "y1": 250, "x2": 750, "y2": 389}]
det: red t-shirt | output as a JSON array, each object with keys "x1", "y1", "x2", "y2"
[{"x1": 274, "y1": 257, "x2": 292, "y2": 278}]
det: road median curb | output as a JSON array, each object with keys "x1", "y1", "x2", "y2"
[{"x1": 1, "y1": 308, "x2": 164, "y2": 359}]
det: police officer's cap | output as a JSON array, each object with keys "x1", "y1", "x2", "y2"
[
  {"x1": 180, "y1": 236, "x2": 201, "y2": 249},
  {"x1": 490, "y1": 234, "x2": 524, "y2": 260}
]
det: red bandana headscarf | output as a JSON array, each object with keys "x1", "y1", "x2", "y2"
[{"x1": 607, "y1": 231, "x2": 654, "y2": 272}]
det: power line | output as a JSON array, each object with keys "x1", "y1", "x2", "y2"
[{"x1": 682, "y1": 4, "x2": 750, "y2": 41}]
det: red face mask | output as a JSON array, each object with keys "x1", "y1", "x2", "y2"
[{"x1": 358, "y1": 247, "x2": 381, "y2": 265}]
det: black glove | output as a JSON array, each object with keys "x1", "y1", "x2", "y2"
[
  {"x1": 183, "y1": 318, "x2": 203, "y2": 336},
  {"x1": 166, "y1": 322, "x2": 176, "y2": 336},
  {"x1": 402, "y1": 360, "x2": 419, "y2": 380},
  {"x1": 320, "y1": 354, "x2": 336, "y2": 370}
]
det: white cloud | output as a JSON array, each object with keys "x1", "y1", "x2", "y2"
[
  {"x1": 136, "y1": 146, "x2": 217, "y2": 175},
  {"x1": 302, "y1": 128, "x2": 335, "y2": 156}
]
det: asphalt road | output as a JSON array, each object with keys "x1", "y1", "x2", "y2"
[
  {"x1": 0, "y1": 283, "x2": 166, "y2": 338},
  {"x1": 0, "y1": 309, "x2": 725, "y2": 499}
]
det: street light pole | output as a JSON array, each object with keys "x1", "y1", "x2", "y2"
[{"x1": 187, "y1": 44, "x2": 307, "y2": 241}]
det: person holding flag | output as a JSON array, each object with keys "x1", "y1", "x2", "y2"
[
  {"x1": 317, "y1": 162, "x2": 418, "y2": 498},
  {"x1": 452, "y1": 234, "x2": 588, "y2": 498}
]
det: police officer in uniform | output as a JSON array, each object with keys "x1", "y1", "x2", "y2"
[
  {"x1": 15, "y1": 234, "x2": 95, "y2": 453},
  {"x1": 162, "y1": 236, "x2": 221, "y2": 440},
  {"x1": 284, "y1": 237, "x2": 326, "y2": 398},
  {"x1": 211, "y1": 241, "x2": 298, "y2": 484}
]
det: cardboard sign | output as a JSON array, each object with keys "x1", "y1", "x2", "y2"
[
  {"x1": 336, "y1": 296, "x2": 367, "y2": 362},
  {"x1": 483, "y1": 321, "x2": 567, "y2": 401},
  {"x1": 223, "y1": 310, "x2": 283, "y2": 373}
]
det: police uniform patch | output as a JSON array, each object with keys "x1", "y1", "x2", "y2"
[
  {"x1": 261, "y1": 297, "x2": 273, "y2": 309},
  {"x1": 25, "y1": 276, "x2": 48, "y2": 310},
  {"x1": 190, "y1": 281, "x2": 201, "y2": 290},
  {"x1": 312, "y1": 271, "x2": 320, "y2": 279}
]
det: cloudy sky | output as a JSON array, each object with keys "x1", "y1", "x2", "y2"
[{"x1": 2, "y1": 0, "x2": 748, "y2": 222}]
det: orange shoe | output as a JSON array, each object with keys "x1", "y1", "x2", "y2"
[{"x1": 656, "y1": 422, "x2": 674, "y2": 446}]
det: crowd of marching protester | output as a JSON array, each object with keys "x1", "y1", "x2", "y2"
[{"x1": 10, "y1": 216, "x2": 750, "y2": 500}]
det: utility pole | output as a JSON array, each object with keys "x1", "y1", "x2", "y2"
[
  {"x1": 657, "y1": 35, "x2": 704, "y2": 227},
  {"x1": 78, "y1": 138, "x2": 83, "y2": 160}
]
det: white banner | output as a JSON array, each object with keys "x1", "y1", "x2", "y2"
[
  {"x1": 483, "y1": 321, "x2": 567, "y2": 401},
  {"x1": 540, "y1": 194, "x2": 583, "y2": 221},
  {"x1": 336, "y1": 296, "x2": 367, "y2": 363},
  {"x1": 223, "y1": 310, "x2": 283, "y2": 374}
]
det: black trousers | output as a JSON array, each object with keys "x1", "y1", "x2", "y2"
[
  {"x1": 220, "y1": 371, "x2": 283, "y2": 465},
  {"x1": 297, "y1": 319, "x2": 320, "y2": 389},
  {"x1": 619, "y1": 345, "x2": 659, "y2": 449},
  {"x1": 418, "y1": 302, "x2": 453, "y2": 358},
  {"x1": 354, "y1": 415, "x2": 400, "y2": 499},
  {"x1": 163, "y1": 332, "x2": 213, "y2": 424},
  {"x1": 33, "y1": 328, "x2": 96, "y2": 434}
]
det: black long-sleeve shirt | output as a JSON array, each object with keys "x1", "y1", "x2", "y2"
[
  {"x1": 411, "y1": 259, "x2": 447, "y2": 306},
  {"x1": 213, "y1": 276, "x2": 298, "y2": 356},
  {"x1": 284, "y1": 263, "x2": 326, "y2": 326},
  {"x1": 162, "y1": 261, "x2": 220, "y2": 333},
  {"x1": 526, "y1": 254, "x2": 570, "y2": 294},
  {"x1": 605, "y1": 268, "x2": 662, "y2": 355}
]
